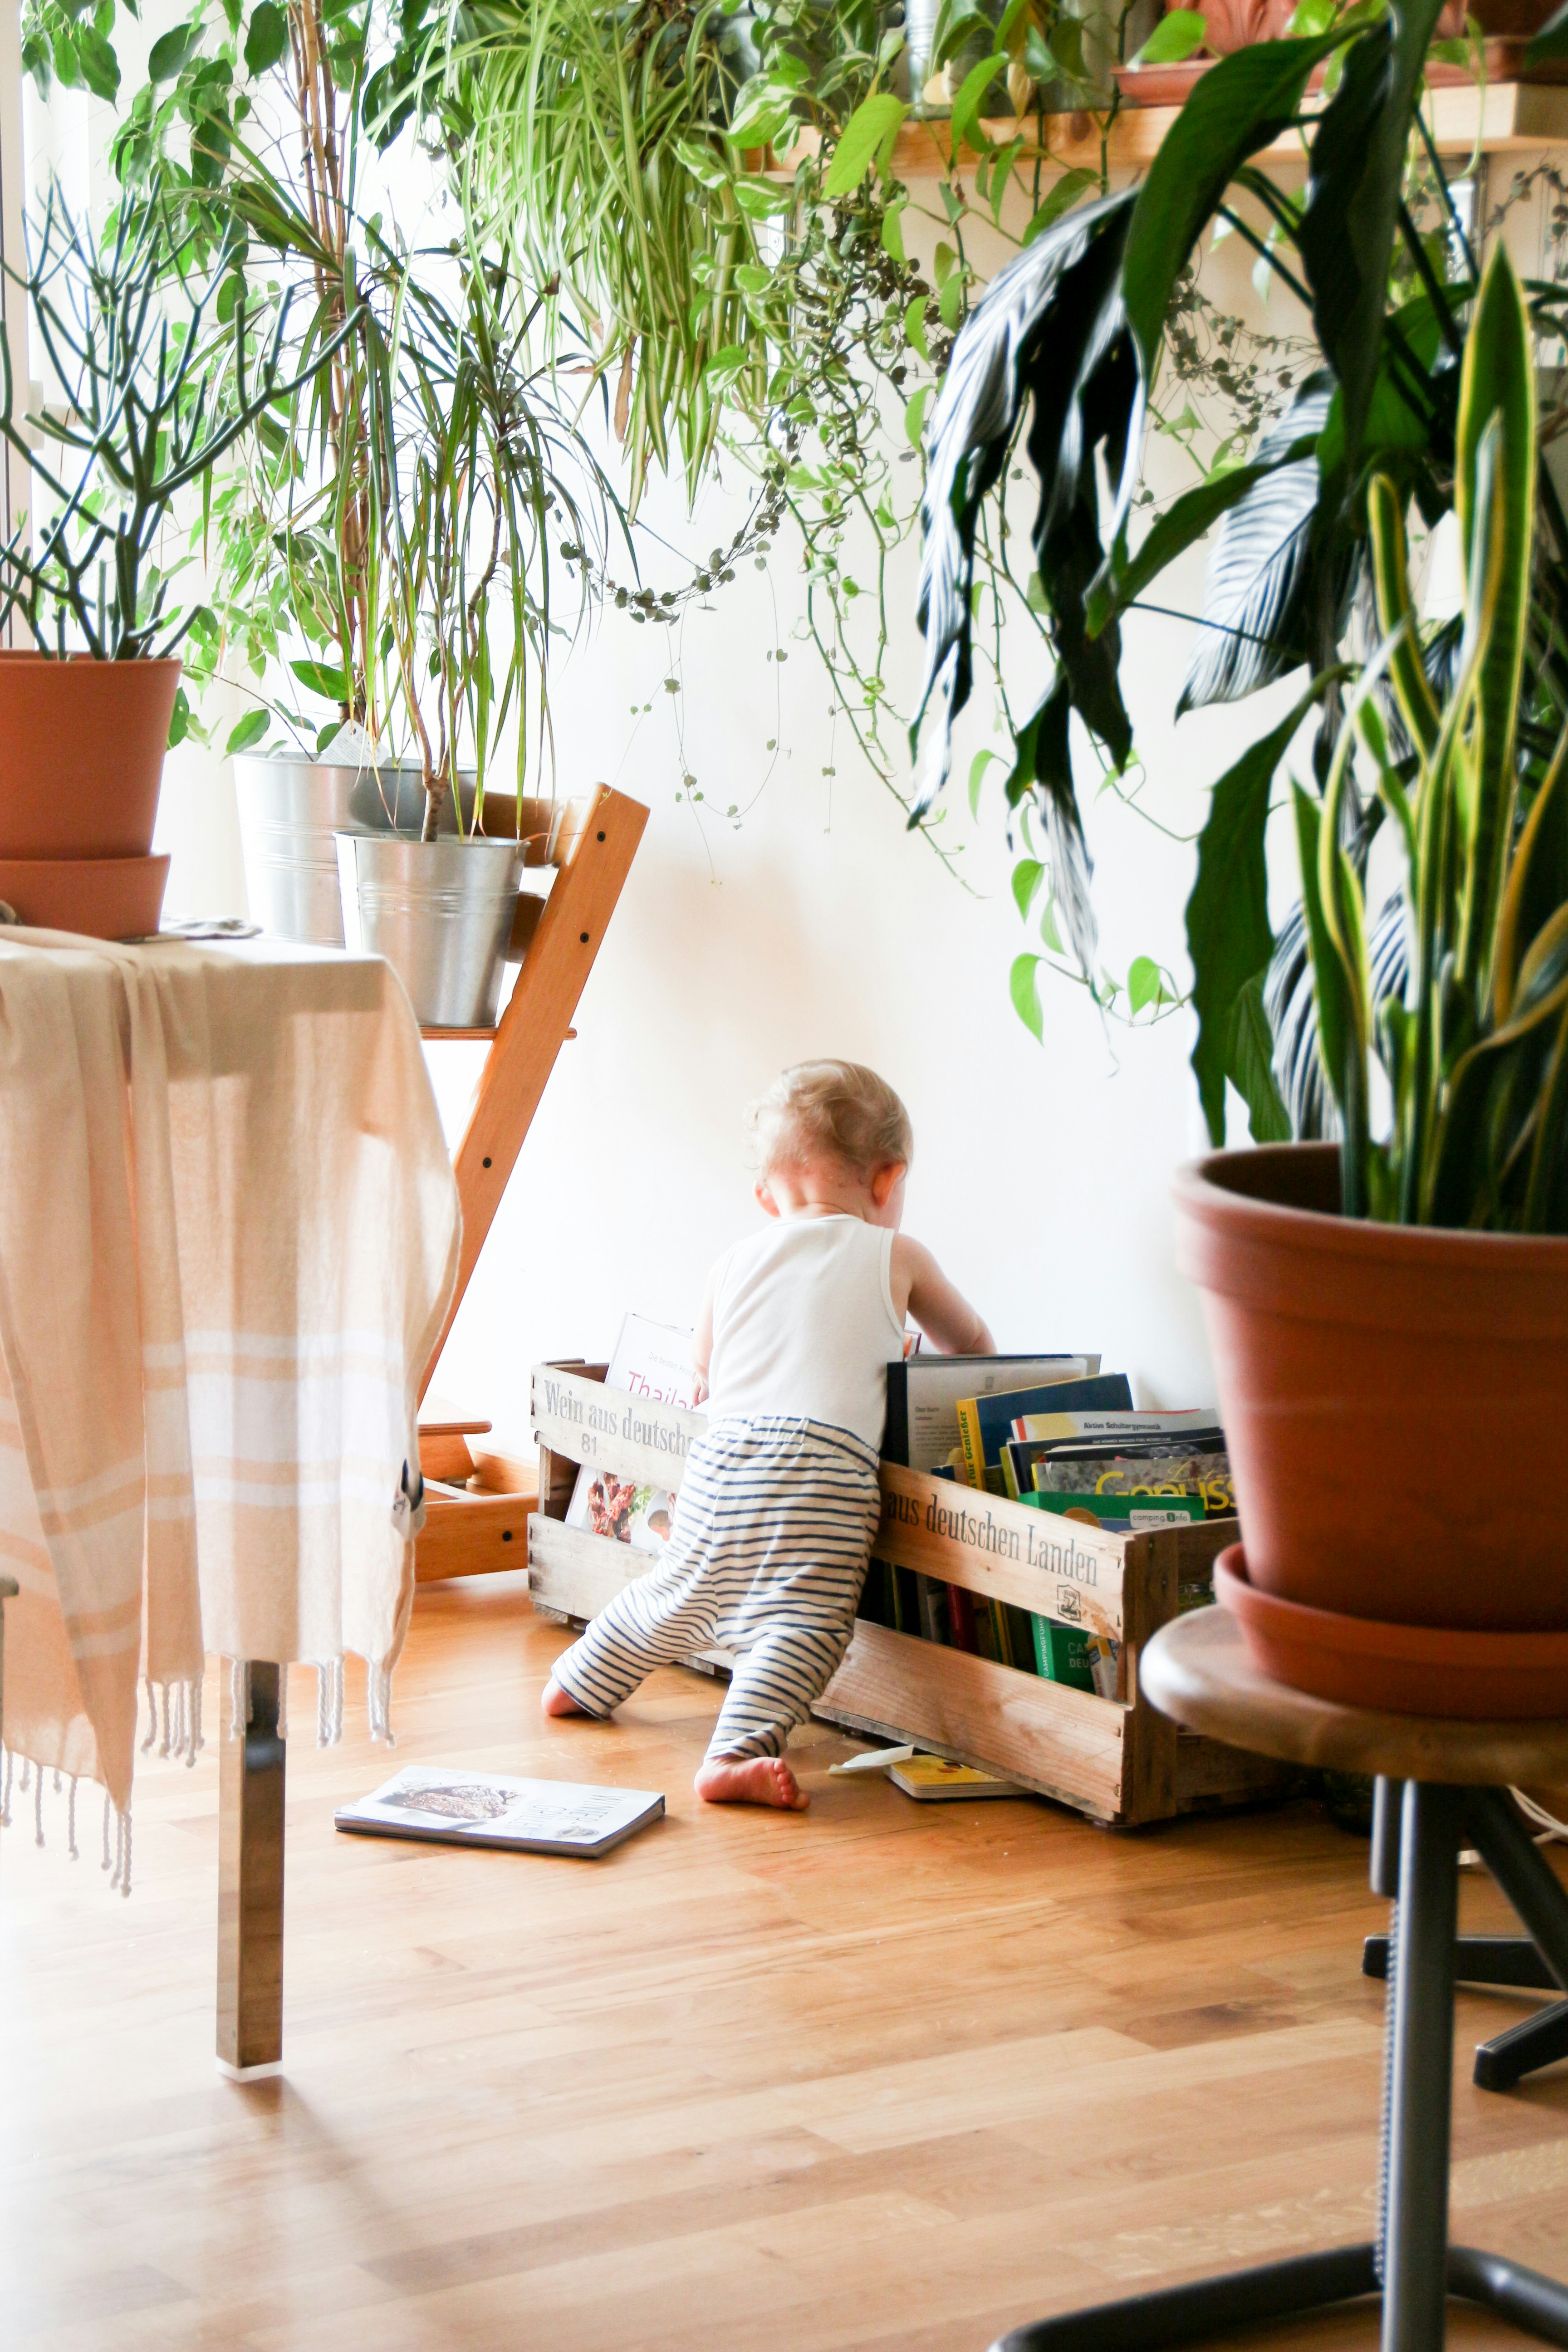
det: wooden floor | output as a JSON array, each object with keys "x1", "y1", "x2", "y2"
[{"x1": 5, "y1": 1578, "x2": 1568, "y2": 2351}]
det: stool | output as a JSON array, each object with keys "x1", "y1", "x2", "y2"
[{"x1": 992, "y1": 1608, "x2": 1568, "y2": 2352}]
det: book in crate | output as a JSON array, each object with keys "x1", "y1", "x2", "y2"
[{"x1": 528, "y1": 1360, "x2": 1288, "y2": 1829}]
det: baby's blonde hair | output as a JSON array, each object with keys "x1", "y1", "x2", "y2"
[{"x1": 747, "y1": 1060, "x2": 912, "y2": 1181}]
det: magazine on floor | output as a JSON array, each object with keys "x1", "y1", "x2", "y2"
[{"x1": 335, "y1": 1768, "x2": 665, "y2": 1857}]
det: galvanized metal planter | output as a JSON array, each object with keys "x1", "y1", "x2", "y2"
[
  {"x1": 334, "y1": 832, "x2": 525, "y2": 1028},
  {"x1": 235, "y1": 756, "x2": 477, "y2": 948}
]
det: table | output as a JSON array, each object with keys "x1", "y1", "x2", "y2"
[
  {"x1": 992, "y1": 1608, "x2": 1568, "y2": 2352},
  {"x1": 0, "y1": 931, "x2": 459, "y2": 2082}
]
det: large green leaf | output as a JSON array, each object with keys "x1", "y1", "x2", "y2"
[
  {"x1": 823, "y1": 94, "x2": 909, "y2": 197},
  {"x1": 912, "y1": 191, "x2": 1135, "y2": 815},
  {"x1": 1528, "y1": 0, "x2": 1568, "y2": 64},
  {"x1": 1453, "y1": 243, "x2": 1537, "y2": 992},
  {"x1": 1293, "y1": 781, "x2": 1368, "y2": 1212},
  {"x1": 1227, "y1": 973, "x2": 1292, "y2": 1142},
  {"x1": 1294, "y1": 0, "x2": 1449, "y2": 470},
  {"x1": 147, "y1": 21, "x2": 199, "y2": 81},
  {"x1": 244, "y1": 3, "x2": 289, "y2": 75},
  {"x1": 1178, "y1": 373, "x2": 1333, "y2": 712},
  {"x1": 1005, "y1": 676, "x2": 1098, "y2": 985},
  {"x1": 1086, "y1": 412, "x2": 1321, "y2": 640},
  {"x1": 1185, "y1": 688, "x2": 1316, "y2": 1144},
  {"x1": 1121, "y1": 32, "x2": 1349, "y2": 388}
]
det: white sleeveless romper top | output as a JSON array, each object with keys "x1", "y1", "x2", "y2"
[{"x1": 702, "y1": 1214, "x2": 906, "y2": 1450}]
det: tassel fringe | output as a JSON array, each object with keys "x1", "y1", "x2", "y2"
[{"x1": 3, "y1": 1651, "x2": 394, "y2": 1892}]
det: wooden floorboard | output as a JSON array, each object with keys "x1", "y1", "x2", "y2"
[{"x1": 4, "y1": 1574, "x2": 1567, "y2": 2348}]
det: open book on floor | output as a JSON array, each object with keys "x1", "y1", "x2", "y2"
[{"x1": 335, "y1": 1768, "x2": 665, "y2": 1857}]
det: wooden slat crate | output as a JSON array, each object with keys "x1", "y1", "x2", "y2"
[{"x1": 528, "y1": 1361, "x2": 1289, "y2": 1827}]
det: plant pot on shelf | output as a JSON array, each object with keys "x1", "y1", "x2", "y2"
[
  {"x1": 234, "y1": 755, "x2": 480, "y2": 948},
  {"x1": 1172, "y1": 1142, "x2": 1568, "y2": 1718},
  {"x1": 0, "y1": 654, "x2": 181, "y2": 940},
  {"x1": 0, "y1": 853, "x2": 171, "y2": 940},
  {"x1": 1117, "y1": 0, "x2": 1568, "y2": 103},
  {"x1": 335, "y1": 832, "x2": 526, "y2": 1029}
]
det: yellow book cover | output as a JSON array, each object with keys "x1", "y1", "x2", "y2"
[
  {"x1": 954, "y1": 1398, "x2": 984, "y2": 1488},
  {"x1": 890, "y1": 1755, "x2": 1024, "y2": 1801}
]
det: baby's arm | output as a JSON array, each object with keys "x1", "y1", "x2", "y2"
[
  {"x1": 692, "y1": 1271, "x2": 716, "y2": 1405},
  {"x1": 890, "y1": 1236, "x2": 996, "y2": 1354}
]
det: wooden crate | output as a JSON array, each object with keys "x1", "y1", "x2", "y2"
[
  {"x1": 528, "y1": 1361, "x2": 1289, "y2": 1827},
  {"x1": 415, "y1": 1406, "x2": 537, "y2": 1583}
]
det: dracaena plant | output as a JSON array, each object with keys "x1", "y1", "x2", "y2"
[
  {"x1": 1302, "y1": 246, "x2": 1568, "y2": 1231},
  {"x1": 911, "y1": 0, "x2": 1568, "y2": 1210}
]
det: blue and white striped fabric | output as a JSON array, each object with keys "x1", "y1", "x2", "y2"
[{"x1": 552, "y1": 1416, "x2": 881, "y2": 1760}]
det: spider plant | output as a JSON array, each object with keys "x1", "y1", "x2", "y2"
[
  {"x1": 227, "y1": 167, "x2": 625, "y2": 835},
  {"x1": 403, "y1": 0, "x2": 908, "y2": 511}
]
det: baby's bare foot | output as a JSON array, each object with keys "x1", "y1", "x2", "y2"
[
  {"x1": 694, "y1": 1754, "x2": 809, "y2": 1810},
  {"x1": 542, "y1": 1677, "x2": 588, "y2": 1718}
]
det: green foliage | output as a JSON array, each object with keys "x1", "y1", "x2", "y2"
[
  {"x1": 915, "y1": 6, "x2": 1568, "y2": 1225},
  {"x1": 0, "y1": 180, "x2": 343, "y2": 659},
  {"x1": 27, "y1": 0, "x2": 621, "y2": 820},
  {"x1": 1297, "y1": 247, "x2": 1568, "y2": 1231},
  {"x1": 1186, "y1": 687, "x2": 1318, "y2": 1143}
]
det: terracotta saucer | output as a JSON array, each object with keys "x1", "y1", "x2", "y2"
[
  {"x1": 0, "y1": 853, "x2": 171, "y2": 941},
  {"x1": 1214, "y1": 1545, "x2": 1568, "y2": 1720}
]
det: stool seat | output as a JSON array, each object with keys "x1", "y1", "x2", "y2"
[{"x1": 1141, "y1": 1606, "x2": 1568, "y2": 1784}]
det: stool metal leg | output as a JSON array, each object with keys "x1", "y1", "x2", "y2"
[
  {"x1": 988, "y1": 2249, "x2": 1378, "y2": 2352},
  {"x1": 1363, "y1": 1935, "x2": 1558, "y2": 1991},
  {"x1": 1461, "y1": 1791, "x2": 1568, "y2": 2091},
  {"x1": 1383, "y1": 1783, "x2": 1460, "y2": 2350},
  {"x1": 988, "y1": 1778, "x2": 1568, "y2": 2352}
]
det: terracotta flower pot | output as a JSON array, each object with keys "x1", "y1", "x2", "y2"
[
  {"x1": 0, "y1": 853, "x2": 170, "y2": 940},
  {"x1": 1173, "y1": 1144, "x2": 1568, "y2": 1711},
  {"x1": 0, "y1": 654, "x2": 182, "y2": 859}
]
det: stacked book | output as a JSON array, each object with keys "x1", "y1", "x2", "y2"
[{"x1": 866, "y1": 1354, "x2": 1232, "y2": 1701}]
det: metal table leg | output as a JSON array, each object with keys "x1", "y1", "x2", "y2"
[
  {"x1": 989, "y1": 1778, "x2": 1568, "y2": 2352},
  {"x1": 216, "y1": 1661, "x2": 285, "y2": 2081}
]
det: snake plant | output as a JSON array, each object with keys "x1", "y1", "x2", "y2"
[{"x1": 1302, "y1": 247, "x2": 1568, "y2": 1231}]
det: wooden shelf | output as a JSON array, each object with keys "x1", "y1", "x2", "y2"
[
  {"x1": 783, "y1": 79, "x2": 1568, "y2": 181},
  {"x1": 420, "y1": 1023, "x2": 577, "y2": 1044}
]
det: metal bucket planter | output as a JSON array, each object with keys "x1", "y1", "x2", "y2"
[
  {"x1": 234, "y1": 755, "x2": 477, "y2": 947},
  {"x1": 335, "y1": 832, "x2": 525, "y2": 1028}
]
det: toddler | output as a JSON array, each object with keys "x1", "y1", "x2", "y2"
[{"x1": 543, "y1": 1061, "x2": 995, "y2": 1809}]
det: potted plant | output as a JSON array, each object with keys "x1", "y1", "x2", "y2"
[
  {"x1": 36, "y1": 0, "x2": 484, "y2": 943},
  {"x1": 0, "y1": 177, "x2": 340, "y2": 936},
  {"x1": 325, "y1": 221, "x2": 618, "y2": 1026},
  {"x1": 913, "y1": 0, "x2": 1568, "y2": 1711}
]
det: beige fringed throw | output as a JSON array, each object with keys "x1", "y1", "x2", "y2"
[{"x1": 0, "y1": 931, "x2": 460, "y2": 1876}]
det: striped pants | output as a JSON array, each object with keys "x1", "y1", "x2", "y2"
[{"x1": 552, "y1": 1416, "x2": 881, "y2": 1761}]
